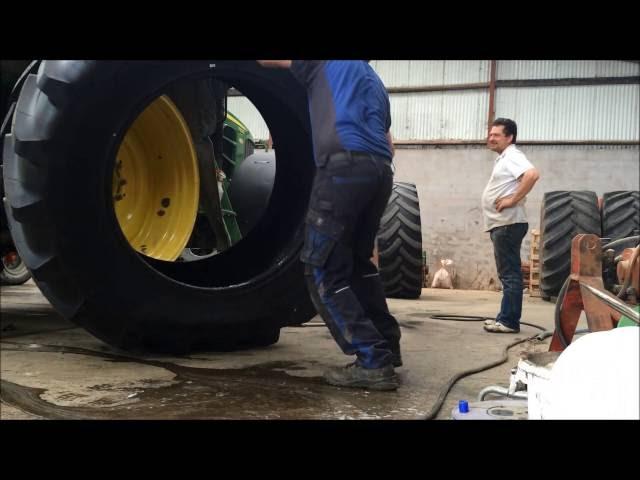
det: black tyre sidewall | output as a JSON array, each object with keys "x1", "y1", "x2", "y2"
[{"x1": 8, "y1": 61, "x2": 315, "y2": 352}]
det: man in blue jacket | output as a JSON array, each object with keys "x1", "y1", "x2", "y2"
[{"x1": 258, "y1": 60, "x2": 401, "y2": 390}]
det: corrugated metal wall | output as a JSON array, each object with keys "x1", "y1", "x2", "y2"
[
  {"x1": 370, "y1": 60, "x2": 489, "y2": 86},
  {"x1": 495, "y1": 84, "x2": 640, "y2": 141},
  {"x1": 226, "y1": 96, "x2": 270, "y2": 141},
  {"x1": 225, "y1": 61, "x2": 639, "y2": 143},
  {"x1": 391, "y1": 90, "x2": 488, "y2": 140},
  {"x1": 497, "y1": 60, "x2": 640, "y2": 80}
]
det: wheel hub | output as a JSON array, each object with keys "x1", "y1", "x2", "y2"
[{"x1": 113, "y1": 95, "x2": 200, "y2": 261}]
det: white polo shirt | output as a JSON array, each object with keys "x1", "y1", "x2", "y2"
[{"x1": 481, "y1": 144, "x2": 535, "y2": 232}]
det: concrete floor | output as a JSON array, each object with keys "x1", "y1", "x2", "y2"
[{"x1": 0, "y1": 280, "x2": 562, "y2": 420}]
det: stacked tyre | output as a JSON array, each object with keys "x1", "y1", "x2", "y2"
[
  {"x1": 539, "y1": 190, "x2": 639, "y2": 300},
  {"x1": 539, "y1": 191, "x2": 601, "y2": 299},
  {"x1": 602, "y1": 191, "x2": 640, "y2": 242},
  {"x1": 377, "y1": 182, "x2": 423, "y2": 299}
]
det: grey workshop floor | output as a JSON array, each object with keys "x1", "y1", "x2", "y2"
[{"x1": 1, "y1": 280, "x2": 563, "y2": 420}]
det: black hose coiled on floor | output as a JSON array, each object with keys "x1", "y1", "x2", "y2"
[
  {"x1": 420, "y1": 313, "x2": 592, "y2": 420},
  {"x1": 419, "y1": 315, "x2": 547, "y2": 420}
]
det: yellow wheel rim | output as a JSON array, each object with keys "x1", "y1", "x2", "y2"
[{"x1": 113, "y1": 95, "x2": 199, "y2": 261}]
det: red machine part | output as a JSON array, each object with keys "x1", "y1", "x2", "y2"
[
  {"x1": 549, "y1": 235, "x2": 639, "y2": 352},
  {"x1": 616, "y1": 246, "x2": 639, "y2": 303}
]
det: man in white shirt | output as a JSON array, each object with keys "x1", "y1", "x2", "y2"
[{"x1": 481, "y1": 118, "x2": 540, "y2": 333}]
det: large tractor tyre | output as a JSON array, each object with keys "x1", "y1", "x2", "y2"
[
  {"x1": 602, "y1": 191, "x2": 640, "y2": 241},
  {"x1": 377, "y1": 182, "x2": 423, "y2": 299},
  {"x1": 2, "y1": 60, "x2": 317, "y2": 353},
  {"x1": 0, "y1": 249, "x2": 31, "y2": 285},
  {"x1": 539, "y1": 191, "x2": 601, "y2": 299}
]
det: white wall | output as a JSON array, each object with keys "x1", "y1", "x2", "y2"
[{"x1": 392, "y1": 145, "x2": 640, "y2": 289}]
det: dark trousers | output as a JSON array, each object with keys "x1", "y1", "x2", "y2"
[
  {"x1": 490, "y1": 222, "x2": 528, "y2": 329},
  {"x1": 301, "y1": 152, "x2": 401, "y2": 369}
]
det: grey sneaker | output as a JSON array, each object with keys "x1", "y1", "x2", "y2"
[
  {"x1": 484, "y1": 318, "x2": 496, "y2": 326},
  {"x1": 323, "y1": 362, "x2": 399, "y2": 391},
  {"x1": 484, "y1": 322, "x2": 520, "y2": 333},
  {"x1": 391, "y1": 354, "x2": 403, "y2": 368},
  {"x1": 390, "y1": 343, "x2": 403, "y2": 367}
]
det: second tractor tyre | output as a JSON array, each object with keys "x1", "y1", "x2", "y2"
[{"x1": 376, "y1": 182, "x2": 423, "y2": 299}]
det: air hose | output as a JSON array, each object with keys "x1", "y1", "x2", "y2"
[
  {"x1": 420, "y1": 314, "x2": 595, "y2": 419},
  {"x1": 300, "y1": 314, "x2": 589, "y2": 419},
  {"x1": 419, "y1": 315, "x2": 547, "y2": 420}
]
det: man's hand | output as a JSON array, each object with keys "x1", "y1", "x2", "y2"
[
  {"x1": 495, "y1": 168, "x2": 540, "y2": 212},
  {"x1": 495, "y1": 195, "x2": 516, "y2": 212}
]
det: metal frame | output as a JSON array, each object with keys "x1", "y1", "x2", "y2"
[{"x1": 549, "y1": 234, "x2": 639, "y2": 352}]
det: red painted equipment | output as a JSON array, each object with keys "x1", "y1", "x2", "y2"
[{"x1": 550, "y1": 234, "x2": 639, "y2": 352}]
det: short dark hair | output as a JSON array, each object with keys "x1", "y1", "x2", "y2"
[{"x1": 492, "y1": 118, "x2": 517, "y2": 144}]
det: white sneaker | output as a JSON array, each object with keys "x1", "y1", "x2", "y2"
[
  {"x1": 484, "y1": 319, "x2": 497, "y2": 326},
  {"x1": 484, "y1": 322, "x2": 520, "y2": 333}
]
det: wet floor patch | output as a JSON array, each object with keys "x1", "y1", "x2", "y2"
[
  {"x1": 2, "y1": 283, "x2": 558, "y2": 420},
  {"x1": 0, "y1": 303, "x2": 74, "y2": 339},
  {"x1": 0, "y1": 341, "x2": 418, "y2": 419}
]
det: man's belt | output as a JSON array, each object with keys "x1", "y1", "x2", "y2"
[{"x1": 323, "y1": 150, "x2": 392, "y2": 168}]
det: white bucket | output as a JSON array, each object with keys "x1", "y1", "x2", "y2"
[
  {"x1": 514, "y1": 351, "x2": 560, "y2": 420},
  {"x1": 543, "y1": 328, "x2": 639, "y2": 419}
]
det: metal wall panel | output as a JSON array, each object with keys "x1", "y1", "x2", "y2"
[
  {"x1": 497, "y1": 60, "x2": 640, "y2": 80},
  {"x1": 371, "y1": 60, "x2": 490, "y2": 87},
  {"x1": 495, "y1": 84, "x2": 640, "y2": 141},
  {"x1": 226, "y1": 96, "x2": 270, "y2": 141},
  {"x1": 390, "y1": 90, "x2": 489, "y2": 140},
  {"x1": 226, "y1": 62, "x2": 639, "y2": 143}
]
